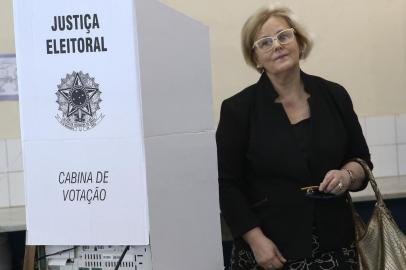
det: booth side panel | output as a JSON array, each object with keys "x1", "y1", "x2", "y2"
[
  {"x1": 145, "y1": 132, "x2": 223, "y2": 270},
  {"x1": 135, "y1": 0, "x2": 223, "y2": 268},
  {"x1": 135, "y1": 0, "x2": 214, "y2": 138}
]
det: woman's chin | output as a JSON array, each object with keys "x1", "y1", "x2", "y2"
[{"x1": 268, "y1": 62, "x2": 298, "y2": 76}]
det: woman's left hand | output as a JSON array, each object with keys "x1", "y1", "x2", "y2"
[{"x1": 319, "y1": 170, "x2": 351, "y2": 195}]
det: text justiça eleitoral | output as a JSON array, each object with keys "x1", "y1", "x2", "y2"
[{"x1": 46, "y1": 14, "x2": 108, "y2": 54}]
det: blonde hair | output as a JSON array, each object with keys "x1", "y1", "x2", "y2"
[{"x1": 241, "y1": 5, "x2": 313, "y2": 72}]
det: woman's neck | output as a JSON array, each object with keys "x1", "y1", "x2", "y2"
[{"x1": 266, "y1": 67, "x2": 305, "y2": 102}]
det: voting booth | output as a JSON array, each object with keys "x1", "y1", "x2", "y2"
[{"x1": 13, "y1": 0, "x2": 223, "y2": 269}]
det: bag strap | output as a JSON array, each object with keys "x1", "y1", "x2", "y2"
[{"x1": 352, "y1": 158, "x2": 385, "y2": 206}]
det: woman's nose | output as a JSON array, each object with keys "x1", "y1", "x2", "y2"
[{"x1": 272, "y1": 38, "x2": 282, "y2": 50}]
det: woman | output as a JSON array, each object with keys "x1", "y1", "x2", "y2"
[{"x1": 216, "y1": 5, "x2": 373, "y2": 270}]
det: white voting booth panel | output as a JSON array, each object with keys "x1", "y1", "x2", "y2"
[
  {"x1": 136, "y1": 1, "x2": 223, "y2": 268},
  {"x1": 14, "y1": 0, "x2": 148, "y2": 245},
  {"x1": 14, "y1": 0, "x2": 223, "y2": 269},
  {"x1": 145, "y1": 133, "x2": 222, "y2": 270},
  {"x1": 136, "y1": 0, "x2": 214, "y2": 137}
]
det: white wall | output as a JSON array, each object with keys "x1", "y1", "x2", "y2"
[
  {"x1": 3, "y1": 1, "x2": 406, "y2": 137},
  {"x1": 159, "y1": 0, "x2": 406, "y2": 122},
  {"x1": 0, "y1": 139, "x2": 24, "y2": 208}
]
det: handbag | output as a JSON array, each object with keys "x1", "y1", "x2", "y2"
[{"x1": 348, "y1": 158, "x2": 406, "y2": 270}]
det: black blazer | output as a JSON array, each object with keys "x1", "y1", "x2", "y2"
[{"x1": 216, "y1": 71, "x2": 373, "y2": 259}]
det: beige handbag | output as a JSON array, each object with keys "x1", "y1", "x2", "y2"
[{"x1": 349, "y1": 158, "x2": 406, "y2": 270}]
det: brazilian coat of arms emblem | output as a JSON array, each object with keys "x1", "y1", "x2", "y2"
[{"x1": 56, "y1": 71, "x2": 104, "y2": 131}]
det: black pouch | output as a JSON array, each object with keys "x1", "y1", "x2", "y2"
[{"x1": 301, "y1": 186, "x2": 342, "y2": 199}]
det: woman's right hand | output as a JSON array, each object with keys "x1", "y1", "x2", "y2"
[{"x1": 243, "y1": 227, "x2": 287, "y2": 269}]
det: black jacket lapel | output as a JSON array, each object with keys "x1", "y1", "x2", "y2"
[{"x1": 250, "y1": 72, "x2": 312, "y2": 184}]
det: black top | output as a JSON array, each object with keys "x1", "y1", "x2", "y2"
[
  {"x1": 292, "y1": 118, "x2": 312, "y2": 174},
  {"x1": 216, "y1": 71, "x2": 373, "y2": 259}
]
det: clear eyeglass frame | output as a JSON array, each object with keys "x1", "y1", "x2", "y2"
[{"x1": 252, "y1": 28, "x2": 296, "y2": 52}]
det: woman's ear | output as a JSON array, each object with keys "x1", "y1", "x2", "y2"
[{"x1": 298, "y1": 43, "x2": 305, "y2": 59}]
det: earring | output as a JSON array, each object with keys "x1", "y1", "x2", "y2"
[{"x1": 256, "y1": 65, "x2": 264, "y2": 73}]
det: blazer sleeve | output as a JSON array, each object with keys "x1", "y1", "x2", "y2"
[
  {"x1": 329, "y1": 84, "x2": 373, "y2": 191},
  {"x1": 216, "y1": 98, "x2": 260, "y2": 238}
]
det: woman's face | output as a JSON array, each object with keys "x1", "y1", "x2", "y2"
[{"x1": 254, "y1": 16, "x2": 301, "y2": 76}]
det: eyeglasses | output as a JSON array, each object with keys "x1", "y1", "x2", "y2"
[
  {"x1": 300, "y1": 185, "x2": 341, "y2": 199},
  {"x1": 252, "y1": 28, "x2": 295, "y2": 52}
]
